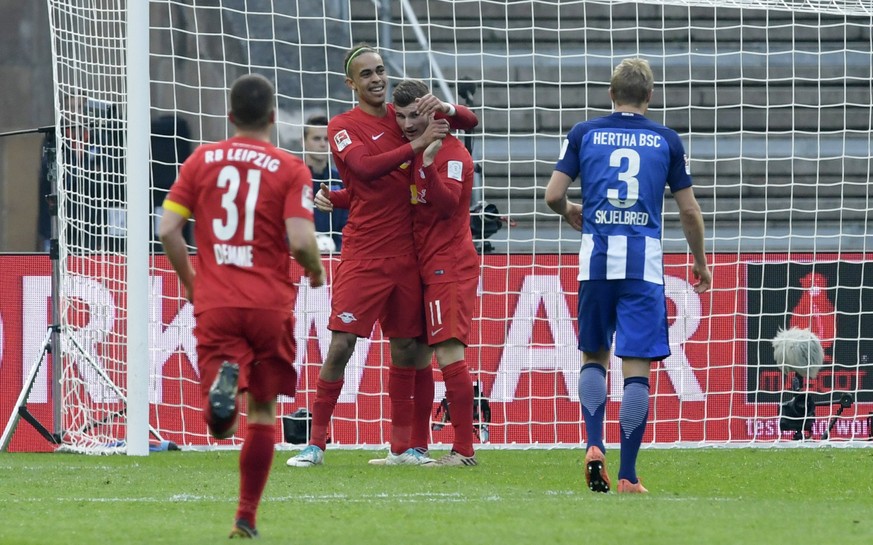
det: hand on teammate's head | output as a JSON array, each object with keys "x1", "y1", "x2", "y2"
[{"x1": 414, "y1": 93, "x2": 448, "y2": 117}]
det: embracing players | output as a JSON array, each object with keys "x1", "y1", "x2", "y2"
[{"x1": 286, "y1": 44, "x2": 478, "y2": 468}]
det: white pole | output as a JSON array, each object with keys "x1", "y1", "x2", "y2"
[{"x1": 125, "y1": 0, "x2": 151, "y2": 456}]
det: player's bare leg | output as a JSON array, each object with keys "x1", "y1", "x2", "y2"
[
  {"x1": 320, "y1": 331, "x2": 358, "y2": 381},
  {"x1": 287, "y1": 331, "x2": 357, "y2": 467},
  {"x1": 230, "y1": 395, "x2": 276, "y2": 538}
]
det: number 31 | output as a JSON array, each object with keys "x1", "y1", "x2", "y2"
[{"x1": 212, "y1": 165, "x2": 261, "y2": 241}]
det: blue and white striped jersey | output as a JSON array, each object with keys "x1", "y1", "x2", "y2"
[{"x1": 554, "y1": 112, "x2": 692, "y2": 284}]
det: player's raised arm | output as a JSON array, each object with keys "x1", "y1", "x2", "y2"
[
  {"x1": 329, "y1": 120, "x2": 448, "y2": 183},
  {"x1": 415, "y1": 93, "x2": 479, "y2": 131},
  {"x1": 419, "y1": 139, "x2": 466, "y2": 219}
]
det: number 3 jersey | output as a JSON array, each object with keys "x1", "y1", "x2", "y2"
[
  {"x1": 164, "y1": 136, "x2": 314, "y2": 314},
  {"x1": 554, "y1": 112, "x2": 692, "y2": 285}
]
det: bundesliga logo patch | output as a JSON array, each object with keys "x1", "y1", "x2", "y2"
[{"x1": 334, "y1": 130, "x2": 352, "y2": 151}]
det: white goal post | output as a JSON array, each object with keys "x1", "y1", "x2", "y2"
[{"x1": 31, "y1": 0, "x2": 872, "y2": 454}]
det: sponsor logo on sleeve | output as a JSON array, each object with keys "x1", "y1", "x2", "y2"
[
  {"x1": 447, "y1": 161, "x2": 463, "y2": 181},
  {"x1": 334, "y1": 130, "x2": 352, "y2": 152},
  {"x1": 684, "y1": 154, "x2": 691, "y2": 175}
]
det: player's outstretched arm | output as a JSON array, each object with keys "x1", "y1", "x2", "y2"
[
  {"x1": 286, "y1": 217, "x2": 326, "y2": 288},
  {"x1": 545, "y1": 171, "x2": 582, "y2": 231},
  {"x1": 158, "y1": 205, "x2": 196, "y2": 302},
  {"x1": 340, "y1": 144, "x2": 419, "y2": 182},
  {"x1": 673, "y1": 187, "x2": 711, "y2": 293}
]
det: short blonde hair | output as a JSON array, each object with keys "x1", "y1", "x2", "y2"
[{"x1": 610, "y1": 58, "x2": 654, "y2": 107}]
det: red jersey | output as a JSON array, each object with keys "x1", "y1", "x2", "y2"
[
  {"x1": 165, "y1": 136, "x2": 314, "y2": 314},
  {"x1": 328, "y1": 103, "x2": 479, "y2": 260},
  {"x1": 412, "y1": 134, "x2": 479, "y2": 284},
  {"x1": 328, "y1": 104, "x2": 417, "y2": 260}
]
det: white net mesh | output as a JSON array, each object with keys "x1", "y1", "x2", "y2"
[{"x1": 46, "y1": 0, "x2": 873, "y2": 452}]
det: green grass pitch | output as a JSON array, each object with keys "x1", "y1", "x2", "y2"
[{"x1": 1, "y1": 448, "x2": 871, "y2": 544}]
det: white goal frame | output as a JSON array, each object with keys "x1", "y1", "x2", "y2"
[{"x1": 25, "y1": 0, "x2": 872, "y2": 454}]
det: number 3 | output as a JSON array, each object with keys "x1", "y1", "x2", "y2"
[
  {"x1": 607, "y1": 148, "x2": 640, "y2": 209},
  {"x1": 213, "y1": 165, "x2": 261, "y2": 241}
]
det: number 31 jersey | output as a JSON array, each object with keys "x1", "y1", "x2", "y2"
[
  {"x1": 554, "y1": 112, "x2": 692, "y2": 284},
  {"x1": 165, "y1": 136, "x2": 314, "y2": 313}
]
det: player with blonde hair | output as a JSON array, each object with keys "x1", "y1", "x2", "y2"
[{"x1": 546, "y1": 58, "x2": 711, "y2": 493}]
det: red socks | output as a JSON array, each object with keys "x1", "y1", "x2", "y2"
[
  {"x1": 309, "y1": 378, "x2": 344, "y2": 451},
  {"x1": 388, "y1": 367, "x2": 416, "y2": 454},
  {"x1": 236, "y1": 423, "x2": 275, "y2": 526},
  {"x1": 442, "y1": 360, "x2": 475, "y2": 457},
  {"x1": 411, "y1": 367, "x2": 435, "y2": 451}
]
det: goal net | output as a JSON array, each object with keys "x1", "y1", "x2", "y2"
[{"x1": 41, "y1": 0, "x2": 872, "y2": 453}]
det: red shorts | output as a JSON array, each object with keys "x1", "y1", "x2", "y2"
[
  {"x1": 423, "y1": 277, "x2": 478, "y2": 346},
  {"x1": 329, "y1": 255, "x2": 424, "y2": 338},
  {"x1": 195, "y1": 307, "x2": 298, "y2": 404}
]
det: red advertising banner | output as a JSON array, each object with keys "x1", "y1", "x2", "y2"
[{"x1": 1, "y1": 253, "x2": 870, "y2": 452}]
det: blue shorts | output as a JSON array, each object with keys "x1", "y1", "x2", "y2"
[{"x1": 577, "y1": 279, "x2": 670, "y2": 360}]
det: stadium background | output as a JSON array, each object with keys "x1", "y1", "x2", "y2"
[{"x1": 0, "y1": 1, "x2": 871, "y2": 452}]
